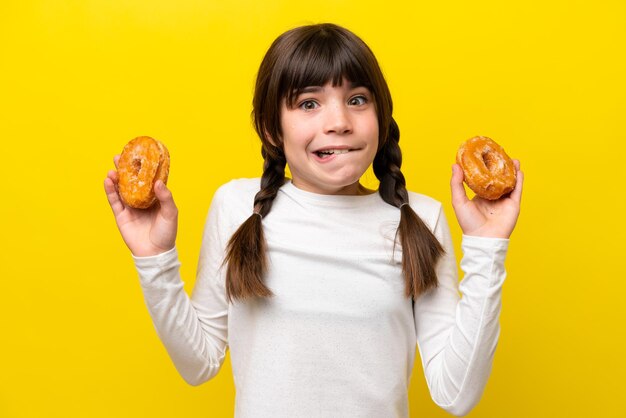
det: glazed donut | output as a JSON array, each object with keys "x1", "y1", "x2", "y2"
[
  {"x1": 117, "y1": 136, "x2": 170, "y2": 209},
  {"x1": 456, "y1": 136, "x2": 516, "y2": 200}
]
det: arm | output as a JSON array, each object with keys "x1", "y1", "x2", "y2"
[
  {"x1": 132, "y1": 186, "x2": 231, "y2": 386},
  {"x1": 413, "y1": 159, "x2": 523, "y2": 415},
  {"x1": 414, "y1": 209, "x2": 508, "y2": 416}
]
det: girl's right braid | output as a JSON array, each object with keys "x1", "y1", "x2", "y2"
[
  {"x1": 373, "y1": 118, "x2": 444, "y2": 298},
  {"x1": 254, "y1": 147, "x2": 287, "y2": 217},
  {"x1": 224, "y1": 147, "x2": 286, "y2": 302}
]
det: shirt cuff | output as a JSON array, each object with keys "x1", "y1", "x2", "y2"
[
  {"x1": 462, "y1": 234, "x2": 509, "y2": 249},
  {"x1": 132, "y1": 246, "x2": 179, "y2": 269}
]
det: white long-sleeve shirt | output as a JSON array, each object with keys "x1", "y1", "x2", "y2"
[{"x1": 132, "y1": 178, "x2": 509, "y2": 417}]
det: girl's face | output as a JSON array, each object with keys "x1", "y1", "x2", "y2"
[{"x1": 279, "y1": 79, "x2": 379, "y2": 195}]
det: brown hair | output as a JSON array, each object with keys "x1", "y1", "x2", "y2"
[{"x1": 224, "y1": 23, "x2": 444, "y2": 302}]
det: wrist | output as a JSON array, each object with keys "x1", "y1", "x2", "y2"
[
  {"x1": 131, "y1": 244, "x2": 176, "y2": 258},
  {"x1": 462, "y1": 225, "x2": 511, "y2": 239}
]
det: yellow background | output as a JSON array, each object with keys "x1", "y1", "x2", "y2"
[{"x1": 1, "y1": 1, "x2": 624, "y2": 417}]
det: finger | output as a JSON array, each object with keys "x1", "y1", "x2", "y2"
[
  {"x1": 450, "y1": 164, "x2": 469, "y2": 207},
  {"x1": 510, "y1": 169, "x2": 524, "y2": 205},
  {"x1": 114, "y1": 154, "x2": 120, "y2": 170},
  {"x1": 154, "y1": 180, "x2": 178, "y2": 220},
  {"x1": 104, "y1": 174, "x2": 126, "y2": 216},
  {"x1": 107, "y1": 168, "x2": 119, "y2": 184}
]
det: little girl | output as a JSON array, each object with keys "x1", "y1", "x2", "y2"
[{"x1": 104, "y1": 23, "x2": 523, "y2": 418}]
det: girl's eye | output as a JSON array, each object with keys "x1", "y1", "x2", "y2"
[
  {"x1": 349, "y1": 95, "x2": 368, "y2": 106},
  {"x1": 299, "y1": 100, "x2": 318, "y2": 111}
]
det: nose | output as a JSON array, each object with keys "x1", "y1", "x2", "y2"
[{"x1": 323, "y1": 103, "x2": 353, "y2": 135}]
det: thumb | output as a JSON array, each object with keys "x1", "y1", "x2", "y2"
[{"x1": 154, "y1": 180, "x2": 178, "y2": 219}]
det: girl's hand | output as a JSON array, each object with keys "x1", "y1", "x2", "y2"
[
  {"x1": 450, "y1": 160, "x2": 523, "y2": 239},
  {"x1": 103, "y1": 155, "x2": 178, "y2": 257}
]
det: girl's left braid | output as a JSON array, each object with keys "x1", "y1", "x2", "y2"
[{"x1": 373, "y1": 118, "x2": 444, "y2": 298}]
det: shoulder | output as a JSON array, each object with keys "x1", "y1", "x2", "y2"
[
  {"x1": 211, "y1": 178, "x2": 261, "y2": 221},
  {"x1": 406, "y1": 190, "x2": 443, "y2": 231},
  {"x1": 214, "y1": 177, "x2": 261, "y2": 199}
]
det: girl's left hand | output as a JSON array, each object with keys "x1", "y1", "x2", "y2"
[{"x1": 450, "y1": 160, "x2": 524, "y2": 239}]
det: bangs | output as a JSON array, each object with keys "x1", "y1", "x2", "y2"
[
  {"x1": 281, "y1": 32, "x2": 375, "y2": 107},
  {"x1": 253, "y1": 23, "x2": 393, "y2": 151}
]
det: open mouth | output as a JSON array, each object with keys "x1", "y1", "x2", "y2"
[{"x1": 314, "y1": 149, "x2": 352, "y2": 159}]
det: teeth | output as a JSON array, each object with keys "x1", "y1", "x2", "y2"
[{"x1": 318, "y1": 149, "x2": 350, "y2": 155}]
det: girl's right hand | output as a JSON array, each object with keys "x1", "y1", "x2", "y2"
[{"x1": 103, "y1": 155, "x2": 178, "y2": 257}]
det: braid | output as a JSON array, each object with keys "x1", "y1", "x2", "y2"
[
  {"x1": 373, "y1": 118, "x2": 444, "y2": 298},
  {"x1": 224, "y1": 147, "x2": 286, "y2": 302},
  {"x1": 373, "y1": 119, "x2": 407, "y2": 206},
  {"x1": 254, "y1": 147, "x2": 287, "y2": 216}
]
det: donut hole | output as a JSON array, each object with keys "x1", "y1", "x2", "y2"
[
  {"x1": 132, "y1": 158, "x2": 142, "y2": 173},
  {"x1": 481, "y1": 151, "x2": 498, "y2": 172}
]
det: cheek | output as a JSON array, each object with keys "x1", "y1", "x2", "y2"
[
  {"x1": 363, "y1": 110, "x2": 379, "y2": 137},
  {"x1": 282, "y1": 141, "x2": 298, "y2": 163},
  {"x1": 365, "y1": 122, "x2": 380, "y2": 164},
  {"x1": 281, "y1": 132, "x2": 310, "y2": 169},
  {"x1": 367, "y1": 118, "x2": 380, "y2": 151},
  {"x1": 283, "y1": 121, "x2": 314, "y2": 151}
]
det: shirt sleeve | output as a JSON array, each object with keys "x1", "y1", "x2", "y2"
[
  {"x1": 132, "y1": 186, "x2": 232, "y2": 386},
  {"x1": 413, "y1": 206, "x2": 509, "y2": 416}
]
